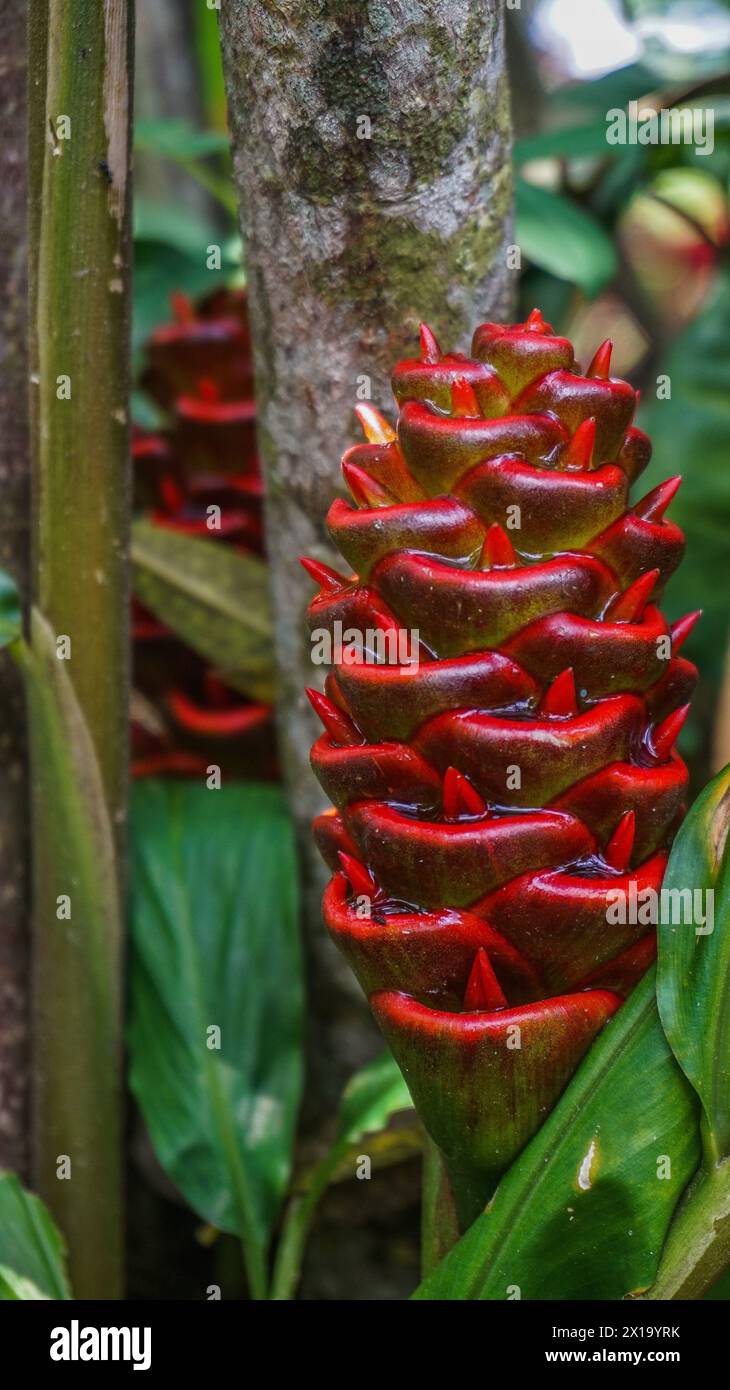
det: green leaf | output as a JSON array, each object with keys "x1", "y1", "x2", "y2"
[
  {"x1": 639, "y1": 273, "x2": 730, "y2": 690},
  {"x1": 657, "y1": 764, "x2": 730, "y2": 1160},
  {"x1": 414, "y1": 972, "x2": 700, "y2": 1300},
  {"x1": 134, "y1": 197, "x2": 223, "y2": 257},
  {"x1": 552, "y1": 64, "x2": 658, "y2": 114},
  {"x1": 0, "y1": 1268, "x2": 51, "y2": 1300},
  {"x1": 0, "y1": 570, "x2": 22, "y2": 647},
  {"x1": 0, "y1": 1174, "x2": 71, "y2": 1300},
  {"x1": 128, "y1": 780, "x2": 302, "y2": 1300},
  {"x1": 131, "y1": 519, "x2": 274, "y2": 702},
  {"x1": 516, "y1": 180, "x2": 618, "y2": 295},
  {"x1": 133, "y1": 241, "x2": 229, "y2": 360},
  {"x1": 135, "y1": 118, "x2": 230, "y2": 160},
  {"x1": 515, "y1": 121, "x2": 623, "y2": 164},
  {"x1": 270, "y1": 1051, "x2": 412, "y2": 1299}
]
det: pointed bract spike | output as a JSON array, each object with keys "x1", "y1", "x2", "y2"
[
  {"x1": 480, "y1": 523, "x2": 517, "y2": 569},
  {"x1": 563, "y1": 418, "x2": 596, "y2": 471},
  {"x1": 650, "y1": 704, "x2": 690, "y2": 762},
  {"x1": 526, "y1": 308, "x2": 548, "y2": 333},
  {"x1": 464, "y1": 948, "x2": 508, "y2": 1012},
  {"x1": 197, "y1": 377, "x2": 220, "y2": 403},
  {"x1": 607, "y1": 569, "x2": 659, "y2": 623},
  {"x1": 306, "y1": 688, "x2": 361, "y2": 746},
  {"x1": 671, "y1": 610, "x2": 702, "y2": 654},
  {"x1": 338, "y1": 851, "x2": 376, "y2": 900},
  {"x1": 170, "y1": 290, "x2": 194, "y2": 324},
  {"x1": 588, "y1": 340, "x2": 613, "y2": 379},
  {"x1": 443, "y1": 766, "x2": 487, "y2": 819},
  {"x1": 299, "y1": 556, "x2": 349, "y2": 592},
  {"x1": 539, "y1": 668, "x2": 578, "y2": 717},
  {"x1": 450, "y1": 376, "x2": 481, "y2": 418},
  {"x1": 342, "y1": 460, "x2": 393, "y2": 507},
  {"x1": 355, "y1": 403, "x2": 396, "y2": 444},
  {"x1": 605, "y1": 811, "x2": 636, "y2": 872},
  {"x1": 633, "y1": 475, "x2": 682, "y2": 523},
  {"x1": 419, "y1": 322, "x2": 442, "y2": 364}
]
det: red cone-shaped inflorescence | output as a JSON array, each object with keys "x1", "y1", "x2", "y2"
[
  {"x1": 132, "y1": 288, "x2": 276, "y2": 781},
  {"x1": 305, "y1": 311, "x2": 698, "y2": 1203}
]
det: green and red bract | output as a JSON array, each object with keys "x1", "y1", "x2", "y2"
[{"x1": 304, "y1": 311, "x2": 698, "y2": 1217}]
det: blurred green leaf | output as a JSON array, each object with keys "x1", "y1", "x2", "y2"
[
  {"x1": 135, "y1": 118, "x2": 230, "y2": 160},
  {"x1": 0, "y1": 1268, "x2": 51, "y2": 1300},
  {"x1": 413, "y1": 971, "x2": 699, "y2": 1300},
  {"x1": 516, "y1": 179, "x2": 618, "y2": 294},
  {"x1": 134, "y1": 197, "x2": 223, "y2": 256},
  {"x1": 657, "y1": 764, "x2": 730, "y2": 1160},
  {"x1": 0, "y1": 1174, "x2": 71, "y2": 1300},
  {"x1": 552, "y1": 63, "x2": 658, "y2": 113},
  {"x1": 129, "y1": 780, "x2": 302, "y2": 1300},
  {"x1": 516, "y1": 121, "x2": 621, "y2": 164},
  {"x1": 131, "y1": 519, "x2": 274, "y2": 703},
  {"x1": 134, "y1": 119, "x2": 237, "y2": 216},
  {"x1": 639, "y1": 272, "x2": 730, "y2": 689},
  {"x1": 193, "y1": 1, "x2": 228, "y2": 132},
  {"x1": 0, "y1": 571, "x2": 22, "y2": 647},
  {"x1": 270, "y1": 1051, "x2": 413, "y2": 1299}
]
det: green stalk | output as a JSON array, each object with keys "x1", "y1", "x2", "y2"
[
  {"x1": 648, "y1": 1157, "x2": 730, "y2": 1300},
  {"x1": 420, "y1": 1138, "x2": 460, "y2": 1280},
  {"x1": 27, "y1": 0, "x2": 133, "y2": 1299}
]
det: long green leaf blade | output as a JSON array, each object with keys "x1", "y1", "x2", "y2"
[{"x1": 657, "y1": 764, "x2": 730, "y2": 1159}]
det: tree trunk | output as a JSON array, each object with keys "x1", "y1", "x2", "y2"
[
  {"x1": 0, "y1": 0, "x2": 31, "y2": 1177},
  {"x1": 219, "y1": 0, "x2": 513, "y2": 1111}
]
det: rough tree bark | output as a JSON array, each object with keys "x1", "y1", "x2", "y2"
[
  {"x1": 219, "y1": 0, "x2": 513, "y2": 1108},
  {"x1": 0, "y1": 0, "x2": 31, "y2": 1177}
]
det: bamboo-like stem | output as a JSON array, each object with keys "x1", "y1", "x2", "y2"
[
  {"x1": 27, "y1": 0, "x2": 133, "y2": 1299},
  {"x1": 420, "y1": 1138, "x2": 460, "y2": 1280}
]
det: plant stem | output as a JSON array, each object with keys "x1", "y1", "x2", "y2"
[
  {"x1": 0, "y1": 0, "x2": 31, "y2": 1177},
  {"x1": 27, "y1": 0, "x2": 133, "y2": 1299},
  {"x1": 648, "y1": 1158, "x2": 730, "y2": 1300},
  {"x1": 420, "y1": 1138, "x2": 460, "y2": 1280}
]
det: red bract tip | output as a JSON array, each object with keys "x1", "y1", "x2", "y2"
[
  {"x1": 607, "y1": 569, "x2": 659, "y2": 623},
  {"x1": 170, "y1": 290, "x2": 194, "y2": 324},
  {"x1": 419, "y1": 322, "x2": 442, "y2": 364},
  {"x1": 464, "y1": 948, "x2": 508, "y2": 1012},
  {"x1": 306, "y1": 688, "x2": 362, "y2": 746},
  {"x1": 197, "y1": 377, "x2": 221, "y2": 404},
  {"x1": 338, "y1": 851, "x2": 376, "y2": 901},
  {"x1": 443, "y1": 766, "x2": 487, "y2": 820},
  {"x1": 480, "y1": 523, "x2": 517, "y2": 569},
  {"x1": 605, "y1": 811, "x2": 636, "y2": 872},
  {"x1": 342, "y1": 460, "x2": 392, "y2": 507},
  {"x1": 563, "y1": 418, "x2": 596, "y2": 471},
  {"x1": 299, "y1": 556, "x2": 348, "y2": 592},
  {"x1": 355, "y1": 403, "x2": 396, "y2": 444},
  {"x1": 633, "y1": 476, "x2": 682, "y2": 523},
  {"x1": 451, "y1": 376, "x2": 481, "y2": 418},
  {"x1": 671, "y1": 610, "x2": 702, "y2": 654},
  {"x1": 159, "y1": 474, "x2": 185, "y2": 513},
  {"x1": 526, "y1": 308, "x2": 548, "y2": 334},
  {"x1": 650, "y1": 704, "x2": 690, "y2": 762},
  {"x1": 587, "y1": 340, "x2": 613, "y2": 379},
  {"x1": 539, "y1": 667, "x2": 578, "y2": 717}
]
